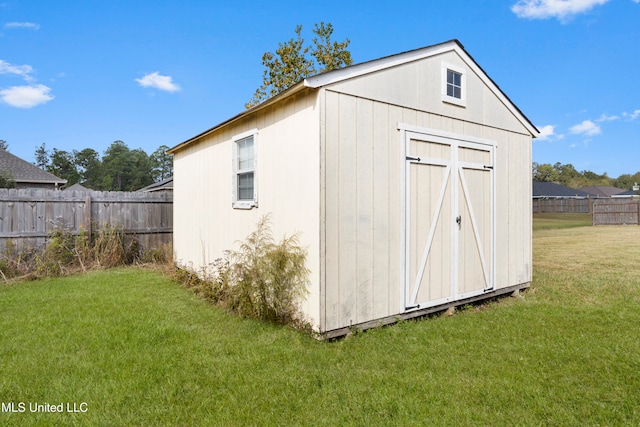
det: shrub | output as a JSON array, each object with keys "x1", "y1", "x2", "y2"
[{"x1": 180, "y1": 215, "x2": 311, "y2": 329}]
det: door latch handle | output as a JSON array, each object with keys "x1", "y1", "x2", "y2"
[{"x1": 456, "y1": 215, "x2": 462, "y2": 228}]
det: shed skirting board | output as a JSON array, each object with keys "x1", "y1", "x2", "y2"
[{"x1": 320, "y1": 282, "x2": 530, "y2": 340}]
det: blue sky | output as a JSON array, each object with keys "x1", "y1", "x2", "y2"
[{"x1": 1, "y1": 0, "x2": 639, "y2": 178}]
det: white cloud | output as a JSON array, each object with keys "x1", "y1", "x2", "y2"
[
  {"x1": 570, "y1": 119, "x2": 601, "y2": 136},
  {"x1": 623, "y1": 109, "x2": 640, "y2": 120},
  {"x1": 511, "y1": 0, "x2": 610, "y2": 21},
  {"x1": 4, "y1": 22, "x2": 40, "y2": 30},
  {"x1": 0, "y1": 59, "x2": 34, "y2": 81},
  {"x1": 135, "y1": 72, "x2": 180, "y2": 92},
  {"x1": 596, "y1": 113, "x2": 619, "y2": 122},
  {"x1": 537, "y1": 124, "x2": 556, "y2": 140},
  {"x1": 0, "y1": 84, "x2": 53, "y2": 108}
]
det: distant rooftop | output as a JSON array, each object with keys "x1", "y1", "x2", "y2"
[
  {"x1": 533, "y1": 181, "x2": 592, "y2": 198},
  {"x1": 578, "y1": 186, "x2": 626, "y2": 198},
  {"x1": 0, "y1": 149, "x2": 66, "y2": 188},
  {"x1": 139, "y1": 176, "x2": 173, "y2": 192}
]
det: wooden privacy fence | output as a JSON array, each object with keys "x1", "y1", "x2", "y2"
[
  {"x1": 532, "y1": 198, "x2": 593, "y2": 213},
  {"x1": 592, "y1": 199, "x2": 640, "y2": 225},
  {"x1": 0, "y1": 188, "x2": 172, "y2": 253}
]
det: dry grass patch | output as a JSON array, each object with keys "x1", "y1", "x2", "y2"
[{"x1": 533, "y1": 225, "x2": 640, "y2": 306}]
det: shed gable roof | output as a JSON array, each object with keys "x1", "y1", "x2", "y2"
[
  {"x1": 169, "y1": 39, "x2": 538, "y2": 154},
  {"x1": 0, "y1": 149, "x2": 67, "y2": 185}
]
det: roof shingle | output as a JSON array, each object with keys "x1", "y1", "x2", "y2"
[{"x1": 0, "y1": 149, "x2": 67, "y2": 185}]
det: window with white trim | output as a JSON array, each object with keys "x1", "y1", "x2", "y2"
[
  {"x1": 442, "y1": 63, "x2": 466, "y2": 107},
  {"x1": 232, "y1": 129, "x2": 258, "y2": 209},
  {"x1": 446, "y1": 70, "x2": 462, "y2": 99}
]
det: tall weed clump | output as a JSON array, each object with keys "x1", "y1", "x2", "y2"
[
  {"x1": 0, "y1": 239, "x2": 36, "y2": 281},
  {"x1": 182, "y1": 215, "x2": 310, "y2": 329},
  {"x1": 36, "y1": 219, "x2": 84, "y2": 276},
  {"x1": 0, "y1": 219, "x2": 170, "y2": 282}
]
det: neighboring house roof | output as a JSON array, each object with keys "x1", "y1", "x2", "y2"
[
  {"x1": 533, "y1": 181, "x2": 592, "y2": 198},
  {"x1": 139, "y1": 176, "x2": 173, "y2": 192},
  {"x1": 168, "y1": 39, "x2": 539, "y2": 155},
  {"x1": 578, "y1": 186, "x2": 626, "y2": 198},
  {"x1": 612, "y1": 189, "x2": 639, "y2": 197},
  {"x1": 0, "y1": 149, "x2": 67, "y2": 187},
  {"x1": 64, "y1": 183, "x2": 91, "y2": 192}
]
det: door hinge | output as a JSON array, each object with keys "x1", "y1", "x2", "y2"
[
  {"x1": 483, "y1": 165, "x2": 493, "y2": 170},
  {"x1": 405, "y1": 304, "x2": 421, "y2": 310},
  {"x1": 406, "y1": 156, "x2": 421, "y2": 162}
]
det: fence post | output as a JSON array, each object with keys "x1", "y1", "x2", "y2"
[{"x1": 83, "y1": 193, "x2": 92, "y2": 240}]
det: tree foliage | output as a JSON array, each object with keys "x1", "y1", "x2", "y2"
[
  {"x1": 246, "y1": 22, "x2": 353, "y2": 108},
  {"x1": 150, "y1": 145, "x2": 173, "y2": 182},
  {"x1": 34, "y1": 141, "x2": 172, "y2": 191},
  {"x1": 0, "y1": 169, "x2": 16, "y2": 188},
  {"x1": 35, "y1": 143, "x2": 49, "y2": 169},
  {"x1": 48, "y1": 149, "x2": 80, "y2": 186},
  {"x1": 533, "y1": 162, "x2": 615, "y2": 188}
]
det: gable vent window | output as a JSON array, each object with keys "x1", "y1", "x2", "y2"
[
  {"x1": 447, "y1": 70, "x2": 462, "y2": 99},
  {"x1": 232, "y1": 129, "x2": 258, "y2": 209},
  {"x1": 442, "y1": 63, "x2": 466, "y2": 107}
]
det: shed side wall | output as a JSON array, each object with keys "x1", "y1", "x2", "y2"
[{"x1": 173, "y1": 90, "x2": 322, "y2": 327}]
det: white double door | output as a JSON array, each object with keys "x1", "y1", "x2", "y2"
[{"x1": 404, "y1": 129, "x2": 495, "y2": 310}]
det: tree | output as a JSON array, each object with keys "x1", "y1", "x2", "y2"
[
  {"x1": 150, "y1": 145, "x2": 173, "y2": 182},
  {"x1": 246, "y1": 22, "x2": 352, "y2": 108},
  {"x1": 73, "y1": 148, "x2": 101, "y2": 189},
  {"x1": 0, "y1": 140, "x2": 8, "y2": 151},
  {"x1": 130, "y1": 148, "x2": 154, "y2": 190},
  {"x1": 554, "y1": 162, "x2": 580, "y2": 187},
  {"x1": 310, "y1": 22, "x2": 353, "y2": 73},
  {"x1": 48, "y1": 149, "x2": 80, "y2": 185},
  {"x1": 532, "y1": 163, "x2": 559, "y2": 182},
  {"x1": 614, "y1": 172, "x2": 640, "y2": 191},
  {"x1": 0, "y1": 169, "x2": 15, "y2": 188},
  {"x1": 99, "y1": 141, "x2": 153, "y2": 191},
  {"x1": 35, "y1": 143, "x2": 50, "y2": 169}
]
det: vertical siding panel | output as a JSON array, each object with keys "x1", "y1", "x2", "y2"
[
  {"x1": 324, "y1": 91, "x2": 343, "y2": 331},
  {"x1": 338, "y1": 93, "x2": 358, "y2": 327},
  {"x1": 387, "y1": 105, "x2": 404, "y2": 314},
  {"x1": 524, "y1": 134, "x2": 533, "y2": 282},
  {"x1": 451, "y1": 118, "x2": 464, "y2": 135},
  {"x1": 403, "y1": 108, "x2": 417, "y2": 126},
  {"x1": 495, "y1": 128, "x2": 510, "y2": 289},
  {"x1": 514, "y1": 133, "x2": 524, "y2": 284},
  {"x1": 372, "y1": 102, "x2": 390, "y2": 318},
  {"x1": 507, "y1": 131, "x2": 518, "y2": 286},
  {"x1": 416, "y1": 110, "x2": 430, "y2": 129},
  {"x1": 356, "y1": 98, "x2": 374, "y2": 323}
]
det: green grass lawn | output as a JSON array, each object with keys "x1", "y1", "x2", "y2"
[
  {"x1": 533, "y1": 212, "x2": 592, "y2": 230},
  {"x1": 1, "y1": 225, "x2": 640, "y2": 425}
]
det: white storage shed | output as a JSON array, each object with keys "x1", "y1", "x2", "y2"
[{"x1": 168, "y1": 40, "x2": 538, "y2": 337}]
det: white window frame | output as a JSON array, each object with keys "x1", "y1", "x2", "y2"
[
  {"x1": 441, "y1": 62, "x2": 466, "y2": 107},
  {"x1": 232, "y1": 128, "x2": 258, "y2": 209}
]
